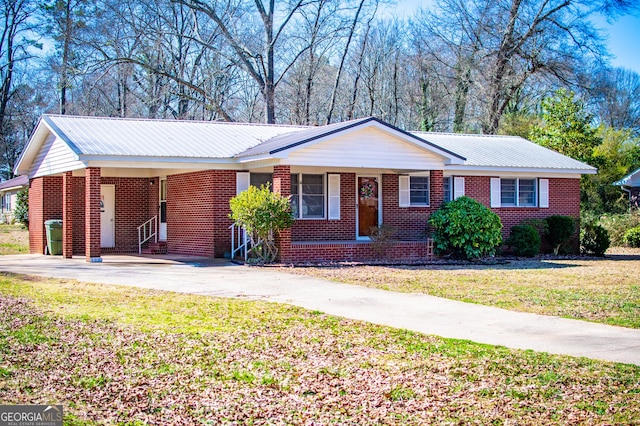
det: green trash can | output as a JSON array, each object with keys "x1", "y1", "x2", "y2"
[{"x1": 45, "y1": 219, "x2": 63, "y2": 255}]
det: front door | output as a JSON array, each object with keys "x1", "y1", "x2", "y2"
[
  {"x1": 357, "y1": 176, "x2": 380, "y2": 238},
  {"x1": 100, "y1": 184, "x2": 115, "y2": 248},
  {"x1": 159, "y1": 178, "x2": 167, "y2": 241}
]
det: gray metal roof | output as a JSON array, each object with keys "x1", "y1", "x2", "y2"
[
  {"x1": 0, "y1": 175, "x2": 28, "y2": 191},
  {"x1": 614, "y1": 168, "x2": 640, "y2": 187},
  {"x1": 413, "y1": 132, "x2": 597, "y2": 172},
  {"x1": 43, "y1": 115, "x2": 308, "y2": 158}
]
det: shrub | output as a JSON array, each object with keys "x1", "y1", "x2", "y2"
[
  {"x1": 544, "y1": 215, "x2": 575, "y2": 255},
  {"x1": 505, "y1": 225, "x2": 540, "y2": 257},
  {"x1": 623, "y1": 226, "x2": 640, "y2": 248},
  {"x1": 428, "y1": 196, "x2": 502, "y2": 259},
  {"x1": 229, "y1": 184, "x2": 294, "y2": 263},
  {"x1": 369, "y1": 224, "x2": 397, "y2": 258},
  {"x1": 580, "y1": 222, "x2": 610, "y2": 256},
  {"x1": 599, "y1": 212, "x2": 640, "y2": 246},
  {"x1": 14, "y1": 189, "x2": 29, "y2": 229}
]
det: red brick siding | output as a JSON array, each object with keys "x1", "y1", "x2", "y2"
[
  {"x1": 285, "y1": 241, "x2": 432, "y2": 263},
  {"x1": 212, "y1": 170, "x2": 236, "y2": 257},
  {"x1": 62, "y1": 172, "x2": 73, "y2": 258},
  {"x1": 464, "y1": 176, "x2": 581, "y2": 238},
  {"x1": 101, "y1": 177, "x2": 153, "y2": 253},
  {"x1": 166, "y1": 171, "x2": 216, "y2": 257},
  {"x1": 72, "y1": 177, "x2": 86, "y2": 255},
  {"x1": 85, "y1": 168, "x2": 101, "y2": 260},
  {"x1": 291, "y1": 173, "x2": 356, "y2": 241},
  {"x1": 382, "y1": 171, "x2": 444, "y2": 241},
  {"x1": 28, "y1": 176, "x2": 63, "y2": 254}
]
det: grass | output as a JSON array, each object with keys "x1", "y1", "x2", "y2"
[
  {"x1": 0, "y1": 224, "x2": 28, "y2": 255},
  {"x1": 288, "y1": 253, "x2": 640, "y2": 329},
  {"x1": 0, "y1": 273, "x2": 639, "y2": 424}
]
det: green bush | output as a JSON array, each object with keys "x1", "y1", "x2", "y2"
[
  {"x1": 599, "y1": 212, "x2": 640, "y2": 246},
  {"x1": 580, "y1": 222, "x2": 610, "y2": 256},
  {"x1": 623, "y1": 226, "x2": 640, "y2": 248},
  {"x1": 229, "y1": 184, "x2": 294, "y2": 263},
  {"x1": 14, "y1": 189, "x2": 29, "y2": 229},
  {"x1": 428, "y1": 196, "x2": 502, "y2": 259},
  {"x1": 505, "y1": 224, "x2": 541, "y2": 257},
  {"x1": 544, "y1": 215, "x2": 575, "y2": 255}
]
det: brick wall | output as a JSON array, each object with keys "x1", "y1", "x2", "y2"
[
  {"x1": 464, "y1": 176, "x2": 581, "y2": 239},
  {"x1": 212, "y1": 170, "x2": 236, "y2": 257},
  {"x1": 167, "y1": 170, "x2": 216, "y2": 257},
  {"x1": 286, "y1": 241, "x2": 432, "y2": 263},
  {"x1": 28, "y1": 176, "x2": 63, "y2": 254},
  {"x1": 382, "y1": 171, "x2": 444, "y2": 241},
  {"x1": 99, "y1": 177, "x2": 153, "y2": 253},
  {"x1": 291, "y1": 173, "x2": 356, "y2": 241}
]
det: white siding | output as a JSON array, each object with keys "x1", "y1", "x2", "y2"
[
  {"x1": 286, "y1": 127, "x2": 445, "y2": 169},
  {"x1": 30, "y1": 134, "x2": 84, "y2": 178}
]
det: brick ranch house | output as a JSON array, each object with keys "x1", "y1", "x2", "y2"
[
  {"x1": 614, "y1": 168, "x2": 640, "y2": 210},
  {"x1": 15, "y1": 115, "x2": 596, "y2": 263}
]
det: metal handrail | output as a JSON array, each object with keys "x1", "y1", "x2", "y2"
[
  {"x1": 137, "y1": 216, "x2": 158, "y2": 254},
  {"x1": 229, "y1": 223, "x2": 250, "y2": 261}
]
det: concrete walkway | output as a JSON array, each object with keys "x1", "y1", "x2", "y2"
[{"x1": 1, "y1": 254, "x2": 639, "y2": 366}]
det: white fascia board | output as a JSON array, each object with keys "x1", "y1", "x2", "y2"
[
  {"x1": 445, "y1": 165, "x2": 597, "y2": 176},
  {"x1": 235, "y1": 153, "x2": 282, "y2": 163}
]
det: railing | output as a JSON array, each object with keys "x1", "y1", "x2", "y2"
[
  {"x1": 229, "y1": 223, "x2": 250, "y2": 261},
  {"x1": 137, "y1": 216, "x2": 158, "y2": 254}
]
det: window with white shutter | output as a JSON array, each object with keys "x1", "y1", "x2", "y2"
[{"x1": 328, "y1": 174, "x2": 340, "y2": 220}]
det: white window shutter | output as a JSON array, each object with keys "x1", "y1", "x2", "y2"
[
  {"x1": 399, "y1": 175, "x2": 410, "y2": 207},
  {"x1": 328, "y1": 174, "x2": 341, "y2": 220},
  {"x1": 236, "y1": 172, "x2": 250, "y2": 195},
  {"x1": 539, "y1": 178, "x2": 549, "y2": 208},
  {"x1": 454, "y1": 177, "x2": 465, "y2": 199},
  {"x1": 490, "y1": 178, "x2": 501, "y2": 208}
]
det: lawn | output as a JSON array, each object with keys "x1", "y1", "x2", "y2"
[
  {"x1": 288, "y1": 252, "x2": 640, "y2": 329},
  {"x1": 0, "y1": 274, "x2": 639, "y2": 424},
  {"x1": 0, "y1": 224, "x2": 28, "y2": 255}
]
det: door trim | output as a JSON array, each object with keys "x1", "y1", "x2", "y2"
[
  {"x1": 356, "y1": 174, "x2": 382, "y2": 240},
  {"x1": 100, "y1": 184, "x2": 115, "y2": 248},
  {"x1": 159, "y1": 177, "x2": 167, "y2": 241}
]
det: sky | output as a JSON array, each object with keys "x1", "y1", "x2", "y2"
[{"x1": 384, "y1": 0, "x2": 640, "y2": 74}]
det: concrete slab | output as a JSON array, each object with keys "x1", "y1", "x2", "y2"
[{"x1": 2, "y1": 254, "x2": 639, "y2": 365}]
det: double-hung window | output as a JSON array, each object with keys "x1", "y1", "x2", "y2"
[
  {"x1": 500, "y1": 178, "x2": 537, "y2": 207},
  {"x1": 399, "y1": 174, "x2": 430, "y2": 207},
  {"x1": 290, "y1": 174, "x2": 325, "y2": 219},
  {"x1": 443, "y1": 177, "x2": 452, "y2": 202}
]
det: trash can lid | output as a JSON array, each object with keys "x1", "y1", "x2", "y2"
[{"x1": 44, "y1": 219, "x2": 63, "y2": 225}]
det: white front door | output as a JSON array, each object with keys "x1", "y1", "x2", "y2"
[
  {"x1": 159, "y1": 178, "x2": 167, "y2": 241},
  {"x1": 100, "y1": 184, "x2": 115, "y2": 248}
]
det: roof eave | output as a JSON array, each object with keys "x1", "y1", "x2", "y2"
[{"x1": 445, "y1": 165, "x2": 598, "y2": 175}]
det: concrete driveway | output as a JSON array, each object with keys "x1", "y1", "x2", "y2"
[{"x1": 1, "y1": 254, "x2": 639, "y2": 366}]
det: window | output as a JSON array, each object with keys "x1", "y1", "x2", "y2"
[
  {"x1": 290, "y1": 174, "x2": 325, "y2": 219},
  {"x1": 250, "y1": 173, "x2": 272, "y2": 189},
  {"x1": 500, "y1": 178, "x2": 536, "y2": 207},
  {"x1": 410, "y1": 176, "x2": 430, "y2": 206},
  {"x1": 443, "y1": 177, "x2": 452, "y2": 202},
  {"x1": 399, "y1": 174, "x2": 430, "y2": 207}
]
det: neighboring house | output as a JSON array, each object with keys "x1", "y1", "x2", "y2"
[
  {"x1": 0, "y1": 175, "x2": 28, "y2": 223},
  {"x1": 15, "y1": 115, "x2": 596, "y2": 263},
  {"x1": 614, "y1": 168, "x2": 640, "y2": 210}
]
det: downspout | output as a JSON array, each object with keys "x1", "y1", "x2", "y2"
[{"x1": 621, "y1": 186, "x2": 632, "y2": 212}]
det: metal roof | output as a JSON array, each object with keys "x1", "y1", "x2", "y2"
[
  {"x1": 0, "y1": 175, "x2": 28, "y2": 191},
  {"x1": 413, "y1": 132, "x2": 597, "y2": 172},
  {"x1": 42, "y1": 115, "x2": 309, "y2": 158},
  {"x1": 614, "y1": 168, "x2": 640, "y2": 186}
]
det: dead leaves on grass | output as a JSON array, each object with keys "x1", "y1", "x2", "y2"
[{"x1": 1, "y1": 294, "x2": 639, "y2": 424}]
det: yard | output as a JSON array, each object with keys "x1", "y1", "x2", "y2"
[
  {"x1": 0, "y1": 274, "x2": 639, "y2": 424},
  {"x1": 288, "y1": 250, "x2": 640, "y2": 329},
  {"x1": 0, "y1": 224, "x2": 29, "y2": 255}
]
